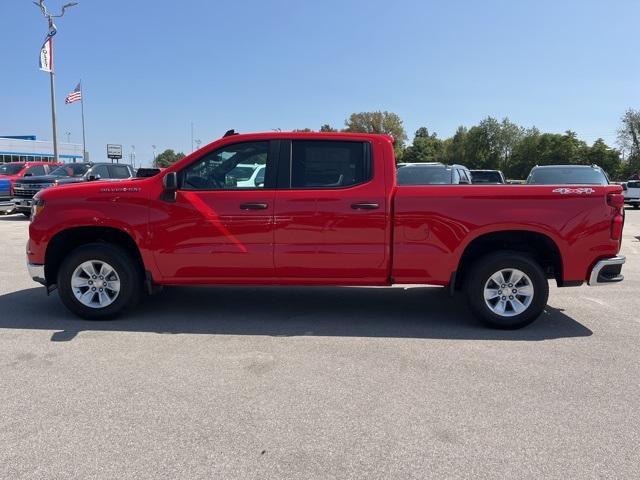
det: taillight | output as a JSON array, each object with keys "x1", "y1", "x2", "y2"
[
  {"x1": 611, "y1": 214, "x2": 623, "y2": 241},
  {"x1": 607, "y1": 193, "x2": 624, "y2": 241},
  {"x1": 607, "y1": 193, "x2": 624, "y2": 209}
]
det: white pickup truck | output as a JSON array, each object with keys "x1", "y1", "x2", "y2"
[{"x1": 623, "y1": 180, "x2": 640, "y2": 209}]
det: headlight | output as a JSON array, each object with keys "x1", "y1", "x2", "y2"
[{"x1": 31, "y1": 198, "x2": 45, "y2": 220}]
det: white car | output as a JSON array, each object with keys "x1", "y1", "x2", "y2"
[
  {"x1": 623, "y1": 180, "x2": 640, "y2": 209},
  {"x1": 229, "y1": 164, "x2": 266, "y2": 188}
]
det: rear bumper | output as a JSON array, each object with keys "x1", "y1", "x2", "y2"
[
  {"x1": 588, "y1": 256, "x2": 625, "y2": 286},
  {"x1": 28, "y1": 263, "x2": 46, "y2": 285}
]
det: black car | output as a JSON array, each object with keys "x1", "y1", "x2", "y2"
[
  {"x1": 470, "y1": 169, "x2": 506, "y2": 184},
  {"x1": 12, "y1": 162, "x2": 134, "y2": 215},
  {"x1": 397, "y1": 163, "x2": 472, "y2": 185},
  {"x1": 526, "y1": 165, "x2": 609, "y2": 185}
]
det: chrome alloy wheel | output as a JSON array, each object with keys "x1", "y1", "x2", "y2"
[
  {"x1": 71, "y1": 260, "x2": 121, "y2": 309},
  {"x1": 483, "y1": 268, "x2": 534, "y2": 317}
]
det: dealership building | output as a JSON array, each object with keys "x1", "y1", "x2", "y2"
[{"x1": 0, "y1": 136, "x2": 84, "y2": 163}]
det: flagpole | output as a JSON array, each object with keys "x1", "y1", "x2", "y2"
[
  {"x1": 48, "y1": 25, "x2": 59, "y2": 163},
  {"x1": 80, "y1": 80, "x2": 86, "y2": 162}
]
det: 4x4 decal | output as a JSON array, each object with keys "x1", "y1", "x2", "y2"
[{"x1": 552, "y1": 187, "x2": 596, "y2": 195}]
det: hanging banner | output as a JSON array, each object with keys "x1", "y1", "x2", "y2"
[
  {"x1": 39, "y1": 36, "x2": 53, "y2": 73},
  {"x1": 39, "y1": 26, "x2": 56, "y2": 73}
]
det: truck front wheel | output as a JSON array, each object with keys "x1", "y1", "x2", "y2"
[
  {"x1": 57, "y1": 243, "x2": 142, "y2": 320},
  {"x1": 466, "y1": 252, "x2": 549, "y2": 329}
]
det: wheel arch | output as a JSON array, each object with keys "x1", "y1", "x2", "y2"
[
  {"x1": 45, "y1": 226, "x2": 146, "y2": 286},
  {"x1": 454, "y1": 229, "x2": 564, "y2": 290}
]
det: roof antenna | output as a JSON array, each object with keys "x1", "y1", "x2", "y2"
[{"x1": 223, "y1": 129, "x2": 238, "y2": 137}]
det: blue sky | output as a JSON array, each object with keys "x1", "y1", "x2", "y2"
[{"x1": 1, "y1": 0, "x2": 639, "y2": 166}]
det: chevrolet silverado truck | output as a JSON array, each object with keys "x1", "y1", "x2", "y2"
[{"x1": 26, "y1": 132, "x2": 626, "y2": 328}]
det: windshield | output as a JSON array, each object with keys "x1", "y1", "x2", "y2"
[
  {"x1": 228, "y1": 166, "x2": 256, "y2": 181},
  {"x1": 0, "y1": 164, "x2": 25, "y2": 175},
  {"x1": 471, "y1": 171, "x2": 503, "y2": 183},
  {"x1": 527, "y1": 167, "x2": 608, "y2": 185},
  {"x1": 397, "y1": 166, "x2": 452, "y2": 185},
  {"x1": 50, "y1": 164, "x2": 91, "y2": 177},
  {"x1": 628, "y1": 181, "x2": 640, "y2": 189}
]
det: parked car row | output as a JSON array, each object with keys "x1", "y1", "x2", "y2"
[
  {"x1": 1, "y1": 162, "x2": 135, "y2": 216},
  {"x1": 396, "y1": 162, "x2": 615, "y2": 188},
  {"x1": 622, "y1": 180, "x2": 640, "y2": 209}
]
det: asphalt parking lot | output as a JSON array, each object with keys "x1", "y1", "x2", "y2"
[{"x1": 1, "y1": 211, "x2": 639, "y2": 479}]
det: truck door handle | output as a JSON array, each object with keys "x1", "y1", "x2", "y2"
[
  {"x1": 240, "y1": 202, "x2": 269, "y2": 210},
  {"x1": 351, "y1": 202, "x2": 380, "y2": 210}
]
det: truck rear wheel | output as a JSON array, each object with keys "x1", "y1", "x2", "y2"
[
  {"x1": 466, "y1": 252, "x2": 548, "y2": 329},
  {"x1": 57, "y1": 243, "x2": 142, "y2": 320}
]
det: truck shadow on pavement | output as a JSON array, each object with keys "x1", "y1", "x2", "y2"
[{"x1": 0, "y1": 285, "x2": 592, "y2": 342}]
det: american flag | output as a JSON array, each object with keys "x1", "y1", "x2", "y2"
[{"x1": 65, "y1": 83, "x2": 82, "y2": 104}]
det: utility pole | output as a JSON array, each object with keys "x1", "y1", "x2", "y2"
[
  {"x1": 130, "y1": 145, "x2": 136, "y2": 169},
  {"x1": 191, "y1": 122, "x2": 194, "y2": 152},
  {"x1": 152, "y1": 145, "x2": 157, "y2": 167},
  {"x1": 34, "y1": 1, "x2": 78, "y2": 163},
  {"x1": 65, "y1": 131, "x2": 71, "y2": 143}
]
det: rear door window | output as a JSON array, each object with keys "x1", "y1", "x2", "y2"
[
  {"x1": 290, "y1": 141, "x2": 371, "y2": 188},
  {"x1": 397, "y1": 166, "x2": 452, "y2": 185},
  {"x1": 528, "y1": 168, "x2": 608, "y2": 185},
  {"x1": 109, "y1": 165, "x2": 132, "y2": 179},
  {"x1": 25, "y1": 165, "x2": 46, "y2": 176},
  {"x1": 91, "y1": 165, "x2": 110, "y2": 178}
]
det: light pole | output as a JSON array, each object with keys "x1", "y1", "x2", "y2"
[
  {"x1": 34, "y1": 1, "x2": 78, "y2": 163},
  {"x1": 195, "y1": 139, "x2": 201, "y2": 150},
  {"x1": 130, "y1": 145, "x2": 136, "y2": 168},
  {"x1": 152, "y1": 145, "x2": 157, "y2": 167},
  {"x1": 65, "y1": 131, "x2": 71, "y2": 143}
]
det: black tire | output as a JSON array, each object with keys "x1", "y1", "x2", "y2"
[
  {"x1": 466, "y1": 252, "x2": 549, "y2": 329},
  {"x1": 633, "y1": 204, "x2": 639, "y2": 210},
  {"x1": 22, "y1": 212, "x2": 31, "y2": 218},
  {"x1": 57, "y1": 243, "x2": 142, "y2": 320}
]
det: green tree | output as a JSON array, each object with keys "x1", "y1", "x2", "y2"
[
  {"x1": 402, "y1": 127, "x2": 443, "y2": 163},
  {"x1": 155, "y1": 149, "x2": 185, "y2": 168},
  {"x1": 319, "y1": 124, "x2": 338, "y2": 132},
  {"x1": 440, "y1": 126, "x2": 468, "y2": 164},
  {"x1": 587, "y1": 138, "x2": 622, "y2": 179},
  {"x1": 344, "y1": 111, "x2": 408, "y2": 156},
  {"x1": 618, "y1": 109, "x2": 640, "y2": 179},
  {"x1": 618, "y1": 109, "x2": 640, "y2": 155}
]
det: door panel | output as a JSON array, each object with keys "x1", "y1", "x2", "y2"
[
  {"x1": 151, "y1": 140, "x2": 275, "y2": 281},
  {"x1": 152, "y1": 189, "x2": 275, "y2": 279},
  {"x1": 273, "y1": 140, "x2": 388, "y2": 281}
]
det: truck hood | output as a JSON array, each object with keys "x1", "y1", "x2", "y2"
[
  {"x1": 37, "y1": 177, "x2": 148, "y2": 201},
  {"x1": 13, "y1": 175, "x2": 61, "y2": 185},
  {"x1": 54, "y1": 177, "x2": 87, "y2": 185}
]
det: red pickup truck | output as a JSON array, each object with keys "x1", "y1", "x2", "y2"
[{"x1": 27, "y1": 132, "x2": 626, "y2": 328}]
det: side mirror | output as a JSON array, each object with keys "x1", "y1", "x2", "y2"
[
  {"x1": 88, "y1": 174, "x2": 101, "y2": 181},
  {"x1": 24, "y1": 173, "x2": 33, "y2": 177},
  {"x1": 162, "y1": 171, "x2": 178, "y2": 202},
  {"x1": 254, "y1": 178, "x2": 264, "y2": 187}
]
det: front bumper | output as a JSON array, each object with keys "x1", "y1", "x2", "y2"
[
  {"x1": 0, "y1": 200, "x2": 14, "y2": 213},
  {"x1": 13, "y1": 198, "x2": 33, "y2": 212},
  {"x1": 588, "y1": 256, "x2": 625, "y2": 286},
  {"x1": 28, "y1": 263, "x2": 46, "y2": 285}
]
